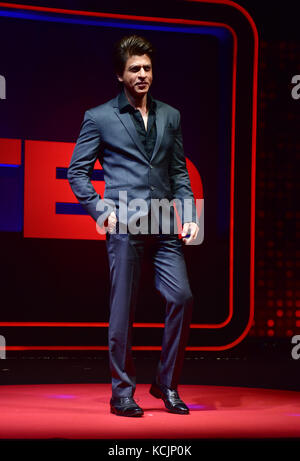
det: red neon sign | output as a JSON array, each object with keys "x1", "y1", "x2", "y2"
[{"x1": 21, "y1": 139, "x2": 203, "y2": 240}]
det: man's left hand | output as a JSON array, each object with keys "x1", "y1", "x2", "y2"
[{"x1": 181, "y1": 222, "x2": 199, "y2": 245}]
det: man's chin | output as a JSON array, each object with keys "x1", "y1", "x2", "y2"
[
  {"x1": 125, "y1": 85, "x2": 150, "y2": 99},
  {"x1": 132, "y1": 88, "x2": 149, "y2": 97}
]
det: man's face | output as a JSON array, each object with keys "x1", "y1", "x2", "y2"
[{"x1": 117, "y1": 54, "x2": 153, "y2": 98}]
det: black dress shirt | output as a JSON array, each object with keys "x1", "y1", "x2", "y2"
[{"x1": 118, "y1": 88, "x2": 157, "y2": 162}]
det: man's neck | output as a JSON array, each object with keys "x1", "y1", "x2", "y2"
[{"x1": 124, "y1": 87, "x2": 148, "y2": 113}]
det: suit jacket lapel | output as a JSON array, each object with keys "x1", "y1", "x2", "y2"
[
  {"x1": 113, "y1": 96, "x2": 165, "y2": 163},
  {"x1": 114, "y1": 109, "x2": 148, "y2": 160},
  {"x1": 150, "y1": 105, "x2": 164, "y2": 163}
]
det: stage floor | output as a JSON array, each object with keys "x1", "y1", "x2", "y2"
[{"x1": 0, "y1": 383, "x2": 299, "y2": 439}]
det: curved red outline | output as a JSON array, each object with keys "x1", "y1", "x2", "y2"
[
  {"x1": 0, "y1": 0, "x2": 258, "y2": 351},
  {"x1": 185, "y1": 0, "x2": 258, "y2": 350},
  {"x1": 0, "y1": 5, "x2": 237, "y2": 330}
]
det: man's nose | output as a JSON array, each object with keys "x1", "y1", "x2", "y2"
[{"x1": 139, "y1": 67, "x2": 146, "y2": 78}]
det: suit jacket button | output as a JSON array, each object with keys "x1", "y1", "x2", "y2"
[
  {"x1": 150, "y1": 165, "x2": 153, "y2": 169},
  {"x1": 150, "y1": 185, "x2": 155, "y2": 190}
]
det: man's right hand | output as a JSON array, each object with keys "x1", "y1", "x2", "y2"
[{"x1": 104, "y1": 210, "x2": 117, "y2": 233}]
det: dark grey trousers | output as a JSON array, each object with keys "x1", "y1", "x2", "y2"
[{"x1": 105, "y1": 226, "x2": 193, "y2": 398}]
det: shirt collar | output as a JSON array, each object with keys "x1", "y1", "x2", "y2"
[{"x1": 118, "y1": 88, "x2": 156, "y2": 113}]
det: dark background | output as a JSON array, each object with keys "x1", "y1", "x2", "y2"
[
  {"x1": 0, "y1": 5, "x2": 233, "y2": 343},
  {"x1": 0, "y1": 0, "x2": 299, "y2": 389}
]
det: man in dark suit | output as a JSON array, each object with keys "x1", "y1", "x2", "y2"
[{"x1": 67, "y1": 35, "x2": 199, "y2": 417}]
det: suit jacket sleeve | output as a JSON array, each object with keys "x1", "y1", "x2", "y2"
[
  {"x1": 168, "y1": 112, "x2": 197, "y2": 225},
  {"x1": 67, "y1": 110, "x2": 115, "y2": 226}
]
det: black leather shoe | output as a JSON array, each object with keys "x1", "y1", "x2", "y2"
[
  {"x1": 110, "y1": 397, "x2": 144, "y2": 417},
  {"x1": 149, "y1": 382, "x2": 190, "y2": 414}
]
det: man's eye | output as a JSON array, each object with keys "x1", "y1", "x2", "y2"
[{"x1": 130, "y1": 66, "x2": 151, "y2": 72}]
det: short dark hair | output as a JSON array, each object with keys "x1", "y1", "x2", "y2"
[{"x1": 113, "y1": 34, "x2": 155, "y2": 76}]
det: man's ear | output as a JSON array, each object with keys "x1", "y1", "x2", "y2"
[{"x1": 117, "y1": 74, "x2": 123, "y2": 82}]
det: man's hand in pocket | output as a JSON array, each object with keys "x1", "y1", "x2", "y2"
[{"x1": 106, "y1": 210, "x2": 117, "y2": 234}]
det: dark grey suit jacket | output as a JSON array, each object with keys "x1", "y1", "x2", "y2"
[{"x1": 67, "y1": 92, "x2": 197, "y2": 233}]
